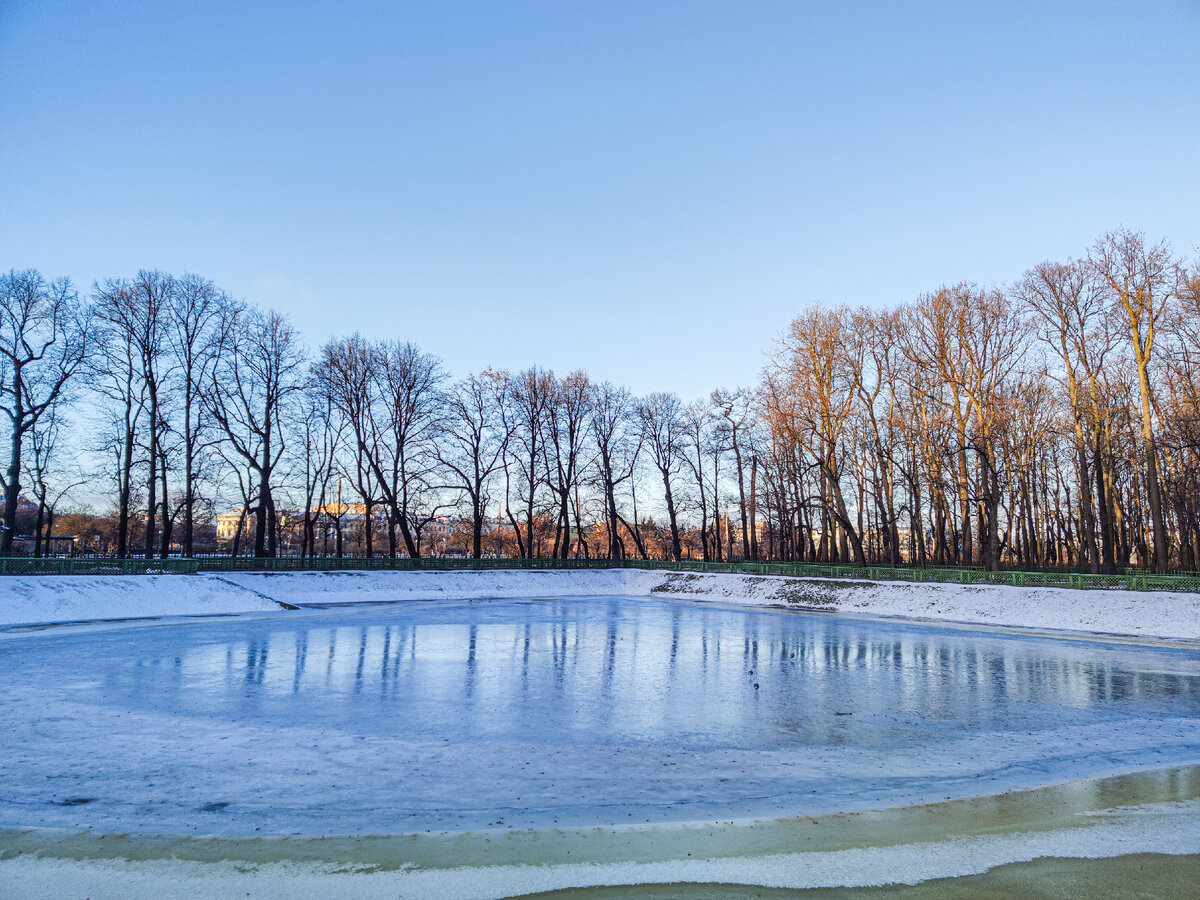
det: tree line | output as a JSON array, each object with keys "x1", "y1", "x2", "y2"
[{"x1": 2, "y1": 228, "x2": 1198, "y2": 571}]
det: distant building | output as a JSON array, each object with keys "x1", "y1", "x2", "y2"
[
  {"x1": 215, "y1": 513, "x2": 244, "y2": 541},
  {"x1": 314, "y1": 502, "x2": 371, "y2": 518},
  {"x1": 0, "y1": 494, "x2": 39, "y2": 515},
  {"x1": 425, "y1": 518, "x2": 453, "y2": 539}
]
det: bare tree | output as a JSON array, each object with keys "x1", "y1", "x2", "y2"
[
  {"x1": 768, "y1": 306, "x2": 867, "y2": 567},
  {"x1": 94, "y1": 271, "x2": 175, "y2": 558},
  {"x1": 292, "y1": 369, "x2": 343, "y2": 558},
  {"x1": 500, "y1": 368, "x2": 553, "y2": 558},
  {"x1": 23, "y1": 405, "x2": 87, "y2": 556},
  {"x1": 92, "y1": 294, "x2": 147, "y2": 559},
  {"x1": 208, "y1": 303, "x2": 305, "y2": 557},
  {"x1": 0, "y1": 270, "x2": 91, "y2": 553},
  {"x1": 372, "y1": 341, "x2": 447, "y2": 558},
  {"x1": 637, "y1": 391, "x2": 684, "y2": 561},
  {"x1": 1016, "y1": 258, "x2": 1115, "y2": 572},
  {"x1": 588, "y1": 381, "x2": 642, "y2": 559},
  {"x1": 712, "y1": 388, "x2": 755, "y2": 560},
  {"x1": 437, "y1": 370, "x2": 509, "y2": 559},
  {"x1": 680, "y1": 400, "x2": 717, "y2": 561},
  {"x1": 1158, "y1": 260, "x2": 1200, "y2": 567},
  {"x1": 1091, "y1": 229, "x2": 1176, "y2": 570},
  {"x1": 316, "y1": 334, "x2": 378, "y2": 555},
  {"x1": 544, "y1": 371, "x2": 593, "y2": 558},
  {"x1": 169, "y1": 274, "x2": 224, "y2": 557},
  {"x1": 845, "y1": 308, "x2": 903, "y2": 566},
  {"x1": 317, "y1": 337, "x2": 445, "y2": 557}
]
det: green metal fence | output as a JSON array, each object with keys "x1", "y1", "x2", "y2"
[
  {"x1": 192, "y1": 556, "x2": 629, "y2": 573},
  {"x1": 189, "y1": 555, "x2": 1200, "y2": 593},
  {"x1": 0, "y1": 557, "x2": 198, "y2": 576},
  {"x1": 0, "y1": 554, "x2": 1197, "y2": 593}
]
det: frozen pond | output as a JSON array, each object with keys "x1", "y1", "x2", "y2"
[{"x1": 1, "y1": 595, "x2": 1198, "y2": 838}]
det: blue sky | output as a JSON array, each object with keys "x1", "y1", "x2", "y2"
[{"x1": 1, "y1": 1, "x2": 1197, "y2": 399}]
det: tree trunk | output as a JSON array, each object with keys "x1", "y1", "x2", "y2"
[
  {"x1": 2, "y1": 418, "x2": 21, "y2": 555},
  {"x1": 32, "y1": 497, "x2": 45, "y2": 557},
  {"x1": 182, "y1": 401, "x2": 195, "y2": 558},
  {"x1": 661, "y1": 470, "x2": 682, "y2": 562},
  {"x1": 748, "y1": 455, "x2": 759, "y2": 561},
  {"x1": 733, "y1": 440, "x2": 749, "y2": 560},
  {"x1": 144, "y1": 428, "x2": 157, "y2": 560},
  {"x1": 254, "y1": 466, "x2": 269, "y2": 558},
  {"x1": 159, "y1": 447, "x2": 172, "y2": 558},
  {"x1": 472, "y1": 497, "x2": 483, "y2": 560}
]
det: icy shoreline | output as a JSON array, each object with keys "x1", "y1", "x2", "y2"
[
  {"x1": 3, "y1": 798, "x2": 1199, "y2": 899},
  {"x1": 0, "y1": 568, "x2": 1196, "y2": 640}
]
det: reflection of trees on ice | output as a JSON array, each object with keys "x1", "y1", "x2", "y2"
[{"x1": 0, "y1": 594, "x2": 1196, "y2": 837}]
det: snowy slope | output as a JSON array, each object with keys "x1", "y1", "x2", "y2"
[
  {"x1": 0, "y1": 574, "x2": 279, "y2": 626},
  {"x1": 218, "y1": 568, "x2": 631, "y2": 606},
  {"x1": 0, "y1": 568, "x2": 1196, "y2": 640},
  {"x1": 638, "y1": 571, "x2": 1200, "y2": 641}
]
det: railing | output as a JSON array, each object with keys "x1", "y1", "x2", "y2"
[
  {"x1": 0, "y1": 555, "x2": 1196, "y2": 593},
  {"x1": 0, "y1": 557, "x2": 198, "y2": 576},
  {"x1": 191, "y1": 556, "x2": 1200, "y2": 593},
  {"x1": 193, "y1": 556, "x2": 630, "y2": 573}
]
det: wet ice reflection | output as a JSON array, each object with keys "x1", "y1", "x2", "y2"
[{"x1": 107, "y1": 598, "x2": 1199, "y2": 745}]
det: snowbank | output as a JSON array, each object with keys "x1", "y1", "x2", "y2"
[
  {"x1": 638, "y1": 571, "x2": 1200, "y2": 641},
  {"x1": 0, "y1": 574, "x2": 279, "y2": 626},
  {"x1": 0, "y1": 568, "x2": 1196, "y2": 640},
  {"x1": 220, "y1": 568, "x2": 632, "y2": 606}
]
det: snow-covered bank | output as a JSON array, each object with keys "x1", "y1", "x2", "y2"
[
  {"x1": 0, "y1": 574, "x2": 281, "y2": 626},
  {"x1": 0, "y1": 568, "x2": 1196, "y2": 640},
  {"x1": 639, "y1": 571, "x2": 1200, "y2": 641}
]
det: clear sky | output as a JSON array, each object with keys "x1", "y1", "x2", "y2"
[{"x1": 2, "y1": 1, "x2": 1197, "y2": 400}]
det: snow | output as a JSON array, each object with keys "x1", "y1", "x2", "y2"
[
  {"x1": 636, "y1": 571, "x2": 1200, "y2": 642},
  {"x1": 0, "y1": 574, "x2": 280, "y2": 627},
  {"x1": 0, "y1": 568, "x2": 1196, "y2": 640}
]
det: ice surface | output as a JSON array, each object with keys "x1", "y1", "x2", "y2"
[{"x1": 1, "y1": 596, "x2": 1197, "y2": 838}]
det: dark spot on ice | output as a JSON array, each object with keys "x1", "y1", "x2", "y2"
[
  {"x1": 201, "y1": 801, "x2": 231, "y2": 812},
  {"x1": 753, "y1": 683, "x2": 759, "y2": 690},
  {"x1": 59, "y1": 797, "x2": 95, "y2": 806}
]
